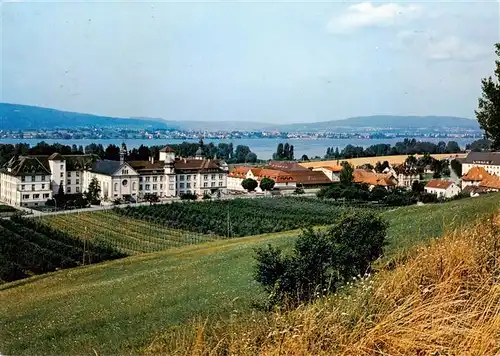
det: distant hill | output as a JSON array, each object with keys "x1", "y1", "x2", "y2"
[
  {"x1": 0, "y1": 103, "x2": 175, "y2": 130},
  {"x1": 0, "y1": 104, "x2": 481, "y2": 132},
  {"x1": 0, "y1": 103, "x2": 268, "y2": 132},
  {"x1": 267, "y1": 115, "x2": 480, "y2": 131}
]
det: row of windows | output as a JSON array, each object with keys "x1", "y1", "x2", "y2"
[
  {"x1": 21, "y1": 184, "x2": 48, "y2": 191},
  {"x1": 21, "y1": 176, "x2": 49, "y2": 182},
  {"x1": 22, "y1": 193, "x2": 50, "y2": 200},
  {"x1": 180, "y1": 174, "x2": 224, "y2": 181},
  {"x1": 140, "y1": 176, "x2": 164, "y2": 182},
  {"x1": 179, "y1": 181, "x2": 223, "y2": 188},
  {"x1": 66, "y1": 187, "x2": 80, "y2": 193}
]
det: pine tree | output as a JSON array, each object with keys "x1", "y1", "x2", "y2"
[{"x1": 475, "y1": 43, "x2": 500, "y2": 150}]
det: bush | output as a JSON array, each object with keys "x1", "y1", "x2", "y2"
[
  {"x1": 202, "y1": 193, "x2": 212, "y2": 200},
  {"x1": 180, "y1": 192, "x2": 197, "y2": 200},
  {"x1": 293, "y1": 186, "x2": 305, "y2": 195},
  {"x1": 254, "y1": 211, "x2": 388, "y2": 306}
]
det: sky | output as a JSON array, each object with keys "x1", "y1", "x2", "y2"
[{"x1": 1, "y1": 1, "x2": 499, "y2": 123}]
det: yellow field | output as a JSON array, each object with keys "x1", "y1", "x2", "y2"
[{"x1": 300, "y1": 153, "x2": 466, "y2": 168}]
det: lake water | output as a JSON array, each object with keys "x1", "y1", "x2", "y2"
[{"x1": 0, "y1": 137, "x2": 475, "y2": 160}]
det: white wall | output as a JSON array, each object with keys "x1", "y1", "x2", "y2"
[
  {"x1": 462, "y1": 163, "x2": 500, "y2": 176},
  {"x1": 425, "y1": 183, "x2": 461, "y2": 198}
]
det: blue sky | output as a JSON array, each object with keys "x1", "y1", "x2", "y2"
[{"x1": 1, "y1": 1, "x2": 499, "y2": 123}]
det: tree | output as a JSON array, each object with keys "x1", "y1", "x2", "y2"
[
  {"x1": 245, "y1": 152, "x2": 257, "y2": 163},
  {"x1": 411, "y1": 180, "x2": 425, "y2": 194},
  {"x1": 370, "y1": 186, "x2": 388, "y2": 201},
  {"x1": 475, "y1": 43, "x2": 500, "y2": 150},
  {"x1": 253, "y1": 211, "x2": 388, "y2": 306},
  {"x1": 234, "y1": 145, "x2": 251, "y2": 163},
  {"x1": 466, "y1": 139, "x2": 492, "y2": 152},
  {"x1": 86, "y1": 177, "x2": 101, "y2": 205},
  {"x1": 339, "y1": 162, "x2": 354, "y2": 185},
  {"x1": 445, "y1": 141, "x2": 461, "y2": 153},
  {"x1": 241, "y1": 178, "x2": 258, "y2": 192},
  {"x1": 450, "y1": 159, "x2": 462, "y2": 177},
  {"x1": 259, "y1": 178, "x2": 275, "y2": 192},
  {"x1": 300, "y1": 154, "x2": 309, "y2": 161},
  {"x1": 374, "y1": 160, "x2": 390, "y2": 173}
]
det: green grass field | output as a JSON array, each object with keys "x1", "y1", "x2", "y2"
[{"x1": 1, "y1": 193, "x2": 499, "y2": 355}]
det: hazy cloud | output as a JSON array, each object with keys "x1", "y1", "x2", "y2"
[{"x1": 326, "y1": 2, "x2": 423, "y2": 34}]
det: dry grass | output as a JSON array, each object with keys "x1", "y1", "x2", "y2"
[
  {"x1": 300, "y1": 153, "x2": 466, "y2": 169},
  {"x1": 144, "y1": 212, "x2": 500, "y2": 356}
]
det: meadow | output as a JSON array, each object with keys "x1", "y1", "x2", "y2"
[{"x1": 1, "y1": 193, "x2": 499, "y2": 355}]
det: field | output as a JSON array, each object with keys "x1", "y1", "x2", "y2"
[
  {"x1": 1, "y1": 193, "x2": 499, "y2": 355},
  {"x1": 113, "y1": 197, "x2": 377, "y2": 237},
  {"x1": 42, "y1": 211, "x2": 219, "y2": 254},
  {"x1": 0, "y1": 216, "x2": 125, "y2": 283},
  {"x1": 300, "y1": 153, "x2": 466, "y2": 168}
]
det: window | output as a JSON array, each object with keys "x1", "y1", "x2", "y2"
[
  {"x1": 41, "y1": 184, "x2": 45, "y2": 189},
  {"x1": 21, "y1": 176, "x2": 25, "y2": 182},
  {"x1": 114, "y1": 183, "x2": 118, "y2": 192},
  {"x1": 146, "y1": 177, "x2": 150, "y2": 182},
  {"x1": 43, "y1": 193, "x2": 50, "y2": 199},
  {"x1": 60, "y1": 164, "x2": 64, "y2": 170},
  {"x1": 204, "y1": 175, "x2": 208, "y2": 180},
  {"x1": 76, "y1": 172, "x2": 80, "y2": 177},
  {"x1": 23, "y1": 194, "x2": 30, "y2": 199},
  {"x1": 76, "y1": 187, "x2": 80, "y2": 193},
  {"x1": 32, "y1": 185, "x2": 35, "y2": 191},
  {"x1": 122, "y1": 179, "x2": 128, "y2": 186},
  {"x1": 60, "y1": 172, "x2": 64, "y2": 178},
  {"x1": 180, "y1": 175, "x2": 185, "y2": 181},
  {"x1": 67, "y1": 179, "x2": 71, "y2": 185},
  {"x1": 169, "y1": 184, "x2": 174, "y2": 190},
  {"x1": 153, "y1": 176, "x2": 158, "y2": 182},
  {"x1": 153, "y1": 184, "x2": 157, "y2": 190},
  {"x1": 203, "y1": 182, "x2": 208, "y2": 187},
  {"x1": 133, "y1": 182, "x2": 136, "y2": 190},
  {"x1": 21, "y1": 185, "x2": 25, "y2": 191},
  {"x1": 76, "y1": 179, "x2": 80, "y2": 185},
  {"x1": 211, "y1": 182, "x2": 215, "y2": 187},
  {"x1": 41, "y1": 176, "x2": 46, "y2": 181},
  {"x1": 219, "y1": 181, "x2": 223, "y2": 187},
  {"x1": 186, "y1": 175, "x2": 190, "y2": 180},
  {"x1": 211, "y1": 174, "x2": 216, "y2": 180},
  {"x1": 68, "y1": 172, "x2": 72, "y2": 177},
  {"x1": 186, "y1": 183, "x2": 191, "y2": 188},
  {"x1": 160, "y1": 176, "x2": 163, "y2": 181},
  {"x1": 169, "y1": 176, "x2": 174, "y2": 182},
  {"x1": 180, "y1": 183, "x2": 185, "y2": 188},
  {"x1": 193, "y1": 182, "x2": 197, "y2": 188},
  {"x1": 139, "y1": 177, "x2": 143, "y2": 182},
  {"x1": 219, "y1": 174, "x2": 223, "y2": 179},
  {"x1": 67, "y1": 187, "x2": 72, "y2": 193},
  {"x1": 122, "y1": 169, "x2": 129, "y2": 175},
  {"x1": 145, "y1": 184, "x2": 150, "y2": 190},
  {"x1": 31, "y1": 176, "x2": 36, "y2": 182},
  {"x1": 160, "y1": 184, "x2": 163, "y2": 189}
]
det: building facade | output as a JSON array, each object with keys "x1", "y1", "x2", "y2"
[
  {"x1": 462, "y1": 151, "x2": 500, "y2": 176},
  {"x1": 0, "y1": 145, "x2": 228, "y2": 207}
]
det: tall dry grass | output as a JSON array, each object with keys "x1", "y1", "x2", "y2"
[{"x1": 144, "y1": 213, "x2": 500, "y2": 356}]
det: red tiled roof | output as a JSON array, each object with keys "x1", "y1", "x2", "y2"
[
  {"x1": 462, "y1": 166, "x2": 490, "y2": 181},
  {"x1": 319, "y1": 165, "x2": 343, "y2": 173},
  {"x1": 425, "y1": 179, "x2": 455, "y2": 189},
  {"x1": 289, "y1": 170, "x2": 331, "y2": 185},
  {"x1": 479, "y1": 175, "x2": 500, "y2": 189},
  {"x1": 353, "y1": 169, "x2": 396, "y2": 187},
  {"x1": 257, "y1": 169, "x2": 295, "y2": 183}
]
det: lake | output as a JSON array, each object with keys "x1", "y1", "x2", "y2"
[{"x1": 0, "y1": 137, "x2": 475, "y2": 160}]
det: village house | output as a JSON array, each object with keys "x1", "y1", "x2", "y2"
[
  {"x1": 424, "y1": 179, "x2": 461, "y2": 198},
  {"x1": 311, "y1": 166, "x2": 342, "y2": 182},
  {"x1": 390, "y1": 165, "x2": 420, "y2": 188},
  {"x1": 353, "y1": 169, "x2": 397, "y2": 190},
  {"x1": 0, "y1": 144, "x2": 229, "y2": 207},
  {"x1": 227, "y1": 167, "x2": 296, "y2": 193}
]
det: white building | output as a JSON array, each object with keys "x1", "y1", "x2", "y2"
[
  {"x1": 227, "y1": 167, "x2": 296, "y2": 193},
  {"x1": 311, "y1": 166, "x2": 342, "y2": 182},
  {"x1": 462, "y1": 151, "x2": 500, "y2": 176},
  {"x1": 0, "y1": 156, "x2": 53, "y2": 207},
  {"x1": 424, "y1": 179, "x2": 461, "y2": 198},
  {"x1": 0, "y1": 145, "x2": 228, "y2": 207}
]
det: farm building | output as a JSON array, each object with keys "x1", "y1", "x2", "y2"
[{"x1": 424, "y1": 179, "x2": 461, "y2": 199}]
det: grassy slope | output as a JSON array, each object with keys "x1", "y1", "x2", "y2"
[{"x1": 1, "y1": 193, "x2": 499, "y2": 355}]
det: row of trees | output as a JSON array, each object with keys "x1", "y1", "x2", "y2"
[
  {"x1": 273, "y1": 143, "x2": 295, "y2": 160},
  {"x1": 241, "y1": 177, "x2": 275, "y2": 192},
  {"x1": 325, "y1": 139, "x2": 464, "y2": 160}
]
